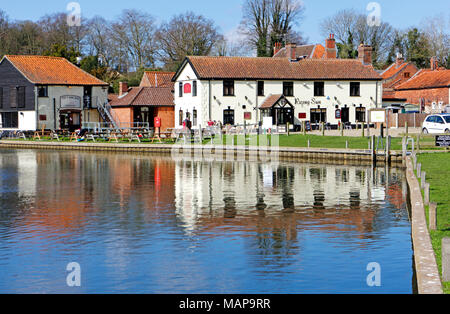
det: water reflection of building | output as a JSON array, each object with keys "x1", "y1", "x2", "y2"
[{"x1": 174, "y1": 159, "x2": 407, "y2": 237}]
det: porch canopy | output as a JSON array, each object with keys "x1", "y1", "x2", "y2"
[{"x1": 260, "y1": 94, "x2": 295, "y2": 126}]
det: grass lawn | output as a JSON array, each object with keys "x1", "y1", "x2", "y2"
[
  {"x1": 417, "y1": 153, "x2": 450, "y2": 294},
  {"x1": 207, "y1": 134, "x2": 405, "y2": 150}
]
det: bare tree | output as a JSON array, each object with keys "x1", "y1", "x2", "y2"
[
  {"x1": 111, "y1": 9, "x2": 157, "y2": 70},
  {"x1": 156, "y1": 12, "x2": 222, "y2": 71},
  {"x1": 240, "y1": 0, "x2": 305, "y2": 57},
  {"x1": 421, "y1": 14, "x2": 450, "y2": 67},
  {"x1": 320, "y1": 9, "x2": 394, "y2": 68}
]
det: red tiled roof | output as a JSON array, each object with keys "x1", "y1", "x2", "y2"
[
  {"x1": 184, "y1": 56, "x2": 381, "y2": 80},
  {"x1": 110, "y1": 87, "x2": 174, "y2": 107},
  {"x1": 2, "y1": 55, "x2": 108, "y2": 86},
  {"x1": 273, "y1": 44, "x2": 325, "y2": 59},
  {"x1": 140, "y1": 71, "x2": 175, "y2": 87},
  {"x1": 395, "y1": 69, "x2": 450, "y2": 90},
  {"x1": 381, "y1": 62, "x2": 409, "y2": 80}
]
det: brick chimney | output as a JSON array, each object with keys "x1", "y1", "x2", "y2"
[
  {"x1": 286, "y1": 43, "x2": 297, "y2": 61},
  {"x1": 430, "y1": 57, "x2": 438, "y2": 71},
  {"x1": 358, "y1": 44, "x2": 372, "y2": 65},
  {"x1": 273, "y1": 42, "x2": 282, "y2": 56},
  {"x1": 396, "y1": 53, "x2": 404, "y2": 68},
  {"x1": 325, "y1": 34, "x2": 337, "y2": 59},
  {"x1": 119, "y1": 82, "x2": 128, "y2": 97}
]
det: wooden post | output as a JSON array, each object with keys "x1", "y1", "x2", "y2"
[
  {"x1": 402, "y1": 137, "x2": 407, "y2": 160},
  {"x1": 429, "y1": 203, "x2": 437, "y2": 231},
  {"x1": 417, "y1": 134, "x2": 420, "y2": 151},
  {"x1": 417, "y1": 162, "x2": 421, "y2": 176},
  {"x1": 362, "y1": 122, "x2": 365, "y2": 137},
  {"x1": 199, "y1": 125, "x2": 203, "y2": 143},
  {"x1": 405, "y1": 121, "x2": 409, "y2": 137},
  {"x1": 386, "y1": 135, "x2": 391, "y2": 164},
  {"x1": 424, "y1": 183, "x2": 430, "y2": 206},
  {"x1": 421, "y1": 171, "x2": 426, "y2": 190},
  {"x1": 371, "y1": 135, "x2": 376, "y2": 164},
  {"x1": 443, "y1": 238, "x2": 450, "y2": 282},
  {"x1": 307, "y1": 139, "x2": 310, "y2": 148},
  {"x1": 322, "y1": 122, "x2": 325, "y2": 136},
  {"x1": 303, "y1": 121, "x2": 306, "y2": 135},
  {"x1": 286, "y1": 122, "x2": 290, "y2": 136},
  {"x1": 340, "y1": 122, "x2": 344, "y2": 137},
  {"x1": 346, "y1": 140, "x2": 349, "y2": 149}
]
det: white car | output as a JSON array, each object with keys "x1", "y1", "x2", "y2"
[{"x1": 422, "y1": 114, "x2": 450, "y2": 134}]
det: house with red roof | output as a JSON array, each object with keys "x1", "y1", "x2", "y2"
[
  {"x1": 0, "y1": 55, "x2": 109, "y2": 131},
  {"x1": 393, "y1": 58, "x2": 450, "y2": 113},
  {"x1": 381, "y1": 54, "x2": 418, "y2": 110},
  {"x1": 172, "y1": 35, "x2": 382, "y2": 130},
  {"x1": 110, "y1": 71, "x2": 175, "y2": 131}
]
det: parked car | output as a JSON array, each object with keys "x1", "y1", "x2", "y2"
[{"x1": 422, "y1": 114, "x2": 450, "y2": 134}]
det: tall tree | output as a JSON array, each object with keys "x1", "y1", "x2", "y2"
[
  {"x1": 240, "y1": 0, "x2": 305, "y2": 57},
  {"x1": 405, "y1": 28, "x2": 432, "y2": 68},
  {"x1": 421, "y1": 14, "x2": 450, "y2": 68},
  {"x1": 111, "y1": 9, "x2": 157, "y2": 71},
  {"x1": 156, "y1": 12, "x2": 222, "y2": 71}
]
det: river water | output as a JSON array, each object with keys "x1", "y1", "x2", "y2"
[{"x1": 0, "y1": 149, "x2": 414, "y2": 294}]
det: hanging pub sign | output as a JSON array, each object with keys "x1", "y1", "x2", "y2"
[
  {"x1": 436, "y1": 135, "x2": 450, "y2": 147},
  {"x1": 305, "y1": 121, "x2": 311, "y2": 131},
  {"x1": 335, "y1": 109, "x2": 341, "y2": 119},
  {"x1": 244, "y1": 112, "x2": 252, "y2": 120},
  {"x1": 184, "y1": 83, "x2": 192, "y2": 94},
  {"x1": 60, "y1": 96, "x2": 81, "y2": 109}
]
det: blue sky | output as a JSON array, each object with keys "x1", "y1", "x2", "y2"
[{"x1": 1, "y1": 0, "x2": 449, "y2": 44}]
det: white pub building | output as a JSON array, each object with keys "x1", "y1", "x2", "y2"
[{"x1": 173, "y1": 35, "x2": 382, "y2": 130}]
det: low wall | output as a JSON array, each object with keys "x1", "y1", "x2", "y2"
[
  {"x1": 405, "y1": 156, "x2": 443, "y2": 294},
  {"x1": 0, "y1": 140, "x2": 404, "y2": 165}
]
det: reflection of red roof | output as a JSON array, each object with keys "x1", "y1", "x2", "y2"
[
  {"x1": 140, "y1": 71, "x2": 175, "y2": 87},
  {"x1": 395, "y1": 69, "x2": 450, "y2": 90},
  {"x1": 110, "y1": 87, "x2": 174, "y2": 107},
  {"x1": 2, "y1": 55, "x2": 108, "y2": 85},
  {"x1": 183, "y1": 56, "x2": 381, "y2": 80}
]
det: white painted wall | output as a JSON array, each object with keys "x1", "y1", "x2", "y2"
[{"x1": 174, "y1": 62, "x2": 383, "y2": 128}]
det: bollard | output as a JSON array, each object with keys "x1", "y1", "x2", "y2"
[
  {"x1": 322, "y1": 122, "x2": 325, "y2": 136},
  {"x1": 286, "y1": 122, "x2": 290, "y2": 136},
  {"x1": 417, "y1": 163, "x2": 421, "y2": 176},
  {"x1": 421, "y1": 171, "x2": 426, "y2": 190},
  {"x1": 402, "y1": 137, "x2": 407, "y2": 160},
  {"x1": 424, "y1": 183, "x2": 430, "y2": 206},
  {"x1": 443, "y1": 238, "x2": 450, "y2": 282},
  {"x1": 362, "y1": 122, "x2": 365, "y2": 137},
  {"x1": 307, "y1": 139, "x2": 310, "y2": 148},
  {"x1": 429, "y1": 203, "x2": 437, "y2": 231},
  {"x1": 405, "y1": 121, "x2": 409, "y2": 136},
  {"x1": 346, "y1": 140, "x2": 349, "y2": 149},
  {"x1": 303, "y1": 121, "x2": 306, "y2": 136},
  {"x1": 340, "y1": 123, "x2": 344, "y2": 137}
]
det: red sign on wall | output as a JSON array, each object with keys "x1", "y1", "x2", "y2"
[
  {"x1": 184, "y1": 83, "x2": 192, "y2": 94},
  {"x1": 154, "y1": 117, "x2": 161, "y2": 128},
  {"x1": 298, "y1": 113, "x2": 307, "y2": 119}
]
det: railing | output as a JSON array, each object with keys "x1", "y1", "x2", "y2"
[{"x1": 97, "y1": 101, "x2": 119, "y2": 129}]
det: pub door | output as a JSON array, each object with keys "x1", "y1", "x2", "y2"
[
  {"x1": 60, "y1": 111, "x2": 81, "y2": 132},
  {"x1": 341, "y1": 107, "x2": 350, "y2": 123}
]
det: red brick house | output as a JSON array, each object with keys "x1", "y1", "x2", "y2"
[
  {"x1": 110, "y1": 71, "x2": 175, "y2": 131},
  {"x1": 394, "y1": 58, "x2": 450, "y2": 113},
  {"x1": 381, "y1": 54, "x2": 418, "y2": 109}
]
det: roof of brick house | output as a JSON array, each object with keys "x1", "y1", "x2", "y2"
[
  {"x1": 140, "y1": 71, "x2": 175, "y2": 88},
  {"x1": 395, "y1": 69, "x2": 450, "y2": 90},
  {"x1": 110, "y1": 87, "x2": 174, "y2": 107}
]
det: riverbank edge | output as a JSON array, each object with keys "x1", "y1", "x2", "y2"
[
  {"x1": 0, "y1": 140, "x2": 404, "y2": 164},
  {"x1": 405, "y1": 156, "x2": 443, "y2": 294}
]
